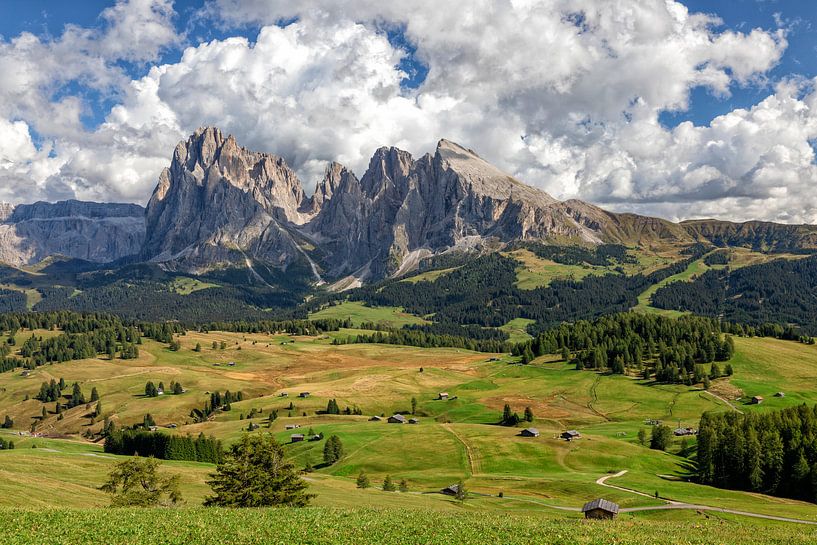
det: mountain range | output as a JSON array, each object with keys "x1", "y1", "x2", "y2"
[{"x1": 3, "y1": 127, "x2": 817, "y2": 287}]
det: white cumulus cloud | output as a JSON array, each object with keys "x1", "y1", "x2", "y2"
[{"x1": 0, "y1": 0, "x2": 814, "y2": 224}]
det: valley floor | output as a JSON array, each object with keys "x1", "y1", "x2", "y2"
[{"x1": 2, "y1": 328, "x2": 817, "y2": 540}]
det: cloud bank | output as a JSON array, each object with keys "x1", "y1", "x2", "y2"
[{"x1": 0, "y1": 0, "x2": 815, "y2": 223}]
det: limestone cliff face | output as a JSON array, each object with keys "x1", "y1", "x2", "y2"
[
  {"x1": 139, "y1": 129, "x2": 697, "y2": 280},
  {"x1": 0, "y1": 200, "x2": 144, "y2": 267},
  {"x1": 17, "y1": 127, "x2": 811, "y2": 284},
  {"x1": 308, "y1": 139, "x2": 684, "y2": 279},
  {"x1": 142, "y1": 127, "x2": 313, "y2": 273}
]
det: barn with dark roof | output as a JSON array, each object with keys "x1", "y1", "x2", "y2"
[{"x1": 582, "y1": 498, "x2": 619, "y2": 519}]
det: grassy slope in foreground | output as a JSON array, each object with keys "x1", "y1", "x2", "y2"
[{"x1": 2, "y1": 507, "x2": 817, "y2": 545}]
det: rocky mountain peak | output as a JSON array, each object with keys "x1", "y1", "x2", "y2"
[
  {"x1": 310, "y1": 162, "x2": 354, "y2": 212},
  {"x1": 434, "y1": 138, "x2": 557, "y2": 206},
  {"x1": 360, "y1": 146, "x2": 414, "y2": 198}
]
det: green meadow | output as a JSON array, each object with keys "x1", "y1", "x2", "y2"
[{"x1": 2, "y1": 326, "x2": 817, "y2": 535}]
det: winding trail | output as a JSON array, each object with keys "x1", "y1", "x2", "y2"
[
  {"x1": 595, "y1": 470, "x2": 817, "y2": 525},
  {"x1": 703, "y1": 390, "x2": 744, "y2": 414},
  {"x1": 443, "y1": 424, "x2": 481, "y2": 476},
  {"x1": 587, "y1": 375, "x2": 611, "y2": 421}
]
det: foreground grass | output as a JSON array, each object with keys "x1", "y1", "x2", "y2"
[{"x1": 2, "y1": 507, "x2": 816, "y2": 545}]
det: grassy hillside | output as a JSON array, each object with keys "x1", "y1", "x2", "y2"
[{"x1": 3, "y1": 326, "x2": 817, "y2": 527}]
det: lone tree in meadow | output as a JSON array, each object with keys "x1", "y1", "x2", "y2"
[
  {"x1": 100, "y1": 457, "x2": 182, "y2": 507},
  {"x1": 382, "y1": 474, "x2": 396, "y2": 492},
  {"x1": 145, "y1": 381, "x2": 158, "y2": 397},
  {"x1": 323, "y1": 435, "x2": 344, "y2": 465},
  {"x1": 204, "y1": 434, "x2": 313, "y2": 507},
  {"x1": 650, "y1": 424, "x2": 673, "y2": 451},
  {"x1": 524, "y1": 406, "x2": 534, "y2": 423},
  {"x1": 501, "y1": 404, "x2": 520, "y2": 427},
  {"x1": 356, "y1": 471, "x2": 370, "y2": 489}
]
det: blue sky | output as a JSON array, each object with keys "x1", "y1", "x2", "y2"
[
  {"x1": 0, "y1": 0, "x2": 815, "y2": 222},
  {"x1": 2, "y1": 0, "x2": 813, "y2": 130}
]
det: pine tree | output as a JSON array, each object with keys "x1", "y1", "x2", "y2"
[
  {"x1": 502, "y1": 404, "x2": 512, "y2": 425},
  {"x1": 90, "y1": 387, "x2": 99, "y2": 402},
  {"x1": 382, "y1": 475, "x2": 396, "y2": 492},
  {"x1": 399, "y1": 478, "x2": 409, "y2": 492},
  {"x1": 70, "y1": 382, "x2": 85, "y2": 407},
  {"x1": 411, "y1": 397, "x2": 417, "y2": 415},
  {"x1": 356, "y1": 471, "x2": 370, "y2": 489},
  {"x1": 524, "y1": 406, "x2": 534, "y2": 423},
  {"x1": 204, "y1": 434, "x2": 313, "y2": 507},
  {"x1": 194, "y1": 343, "x2": 201, "y2": 352},
  {"x1": 323, "y1": 435, "x2": 344, "y2": 465},
  {"x1": 561, "y1": 346, "x2": 570, "y2": 361}
]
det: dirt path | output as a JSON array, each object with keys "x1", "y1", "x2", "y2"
[
  {"x1": 596, "y1": 470, "x2": 817, "y2": 525},
  {"x1": 596, "y1": 470, "x2": 674, "y2": 502},
  {"x1": 443, "y1": 424, "x2": 481, "y2": 476},
  {"x1": 703, "y1": 390, "x2": 744, "y2": 414},
  {"x1": 587, "y1": 375, "x2": 611, "y2": 421}
]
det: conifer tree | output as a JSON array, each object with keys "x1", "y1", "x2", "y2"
[
  {"x1": 356, "y1": 471, "x2": 370, "y2": 489},
  {"x1": 205, "y1": 434, "x2": 313, "y2": 507},
  {"x1": 382, "y1": 474, "x2": 396, "y2": 492}
]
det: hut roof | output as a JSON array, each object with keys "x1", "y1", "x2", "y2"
[{"x1": 582, "y1": 498, "x2": 619, "y2": 514}]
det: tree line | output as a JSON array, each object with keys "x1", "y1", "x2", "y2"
[
  {"x1": 514, "y1": 313, "x2": 802, "y2": 383},
  {"x1": 651, "y1": 255, "x2": 817, "y2": 334},
  {"x1": 104, "y1": 429, "x2": 222, "y2": 463},
  {"x1": 698, "y1": 404, "x2": 817, "y2": 503}
]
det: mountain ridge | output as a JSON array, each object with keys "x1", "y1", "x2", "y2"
[{"x1": 2, "y1": 127, "x2": 817, "y2": 280}]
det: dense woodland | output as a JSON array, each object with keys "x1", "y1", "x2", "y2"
[
  {"x1": 516, "y1": 313, "x2": 741, "y2": 381},
  {"x1": 0, "y1": 312, "x2": 350, "y2": 373},
  {"x1": 652, "y1": 256, "x2": 817, "y2": 333},
  {"x1": 698, "y1": 405, "x2": 817, "y2": 503},
  {"x1": 0, "y1": 289, "x2": 27, "y2": 313},
  {"x1": 351, "y1": 247, "x2": 708, "y2": 332},
  {"x1": 104, "y1": 430, "x2": 222, "y2": 463},
  {"x1": 512, "y1": 242, "x2": 637, "y2": 267}
]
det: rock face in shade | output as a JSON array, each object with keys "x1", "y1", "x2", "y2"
[
  {"x1": 0, "y1": 200, "x2": 144, "y2": 267},
  {"x1": 6, "y1": 126, "x2": 817, "y2": 284}
]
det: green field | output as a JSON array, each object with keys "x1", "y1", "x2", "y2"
[
  {"x1": 169, "y1": 277, "x2": 220, "y2": 294},
  {"x1": 2, "y1": 506, "x2": 816, "y2": 545},
  {"x1": 509, "y1": 249, "x2": 611, "y2": 290},
  {"x1": 309, "y1": 301, "x2": 429, "y2": 327},
  {"x1": 2, "y1": 324, "x2": 817, "y2": 539},
  {"x1": 632, "y1": 257, "x2": 712, "y2": 316},
  {"x1": 498, "y1": 318, "x2": 535, "y2": 343}
]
